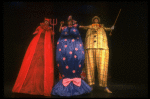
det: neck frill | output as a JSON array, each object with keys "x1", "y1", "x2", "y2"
[{"x1": 40, "y1": 23, "x2": 51, "y2": 31}]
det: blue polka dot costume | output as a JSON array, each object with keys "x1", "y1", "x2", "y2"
[{"x1": 51, "y1": 23, "x2": 92, "y2": 96}]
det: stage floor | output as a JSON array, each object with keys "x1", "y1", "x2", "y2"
[{"x1": 4, "y1": 81, "x2": 148, "y2": 98}]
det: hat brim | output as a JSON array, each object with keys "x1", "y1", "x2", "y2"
[{"x1": 92, "y1": 16, "x2": 100, "y2": 23}]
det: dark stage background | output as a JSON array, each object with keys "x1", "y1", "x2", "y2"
[{"x1": 3, "y1": 1, "x2": 148, "y2": 96}]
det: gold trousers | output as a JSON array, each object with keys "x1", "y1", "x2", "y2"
[{"x1": 85, "y1": 49, "x2": 109, "y2": 87}]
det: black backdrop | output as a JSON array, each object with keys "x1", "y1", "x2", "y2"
[{"x1": 3, "y1": 1, "x2": 148, "y2": 86}]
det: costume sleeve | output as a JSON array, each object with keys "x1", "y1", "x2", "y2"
[
  {"x1": 33, "y1": 26, "x2": 40, "y2": 34},
  {"x1": 102, "y1": 24, "x2": 112, "y2": 31},
  {"x1": 79, "y1": 25, "x2": 91, "y2": 30},
  {"x1": 103, "y1": 27, "x2": 112, "y2": 31}
]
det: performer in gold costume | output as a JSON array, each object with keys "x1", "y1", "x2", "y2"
[{"x1": 79, "y1": 16, "x2": 114, "y2": 93}]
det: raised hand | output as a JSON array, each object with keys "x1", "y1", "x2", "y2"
[
  {"x1": 60, "y1": 21, "x2": 64, "y2": 26},
  {"x1": 111, "y1": 25, "x2": 114, "y2": 30}
]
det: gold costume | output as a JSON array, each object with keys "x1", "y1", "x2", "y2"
[{"x1": 84, "y1": 16, "x2": 112, "y2": 87}]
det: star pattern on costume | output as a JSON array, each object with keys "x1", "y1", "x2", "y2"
[
  {"x1": 75, "y1": 48, "x2": 78, "y2": 51},
  {"x1": 64, "y1": 45, "x2": 67, "y2": 48},
  {"x1": 57, "y1": 64, "x2": 59, "y2": 67},
  {"x1": 57, "y1": 42, "x2": 59, "y2": 45},
  {"x1": 80, "y1": 44, "x2": 82, "y2": 47},
  {"x1": 72, "y1": 39, "x2": 75, "y2": 42},
  {"x1": 74, "y1": 55, "x2": 77, "y2": 58},
  {"x1": 69, "y1": 51, "x2": 72, "y2": 55},
  {"x1": 56, "y1": 21, "x2": 86, "y2": 85},
  {"x1": 73, "y1": 29, "x2": 76, "y2": 32},
  {"x1": 66, "y1": 65, "x2": 69, "y2": 69},
  {"x1": 82, "y1": 51, "x2": 84, "y2": 54},
  {"x1": 79, "y1": 64, "x2": 81, "y2": 68},
  {"x1": 63, "y1": 57, "x2": 66, "y2": 61},
  {"x1": 59, "y1": 48, "x2": 61, "y2": 51},
  {"x1": 72, "y1": 70, "x2": 76, "y2": 73},
  {"x1": 62, "y1": 75, "x2": 65, "y2": 77},
  {"x1": 64, "y1": 39, "x2": 67, "y2": 41}
]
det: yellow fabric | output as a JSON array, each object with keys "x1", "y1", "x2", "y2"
[
  {"x1": 92, "y1": 24, "x2": 99, "y2": 27},
  {"x1": 84, "y1": 24, "x2": 109, "y2": 87},
  {"x1": 85, "y1": 24, "x2": 109, "y2": 49},
  {"x1": 85, "y1": 49, "x2": 109, "y2": 87}
]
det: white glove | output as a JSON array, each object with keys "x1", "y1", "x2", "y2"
[{"x1": 111, "y1": 25, "x2": 114, "y2": 30}]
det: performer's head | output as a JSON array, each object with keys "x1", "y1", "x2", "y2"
[
  {"x1": 44, "y1": 18, "x2": 50, "y2": 25},
  {"x1": 67, "y1": 20, "x2": 73, "y2": 26},
  {"x1": 92, "y1": 16, "x2": 100, "y2": 24},
  {"x1": 67, "y1": 15, "x2": 73, "y2": 26},
  {"x1": 68, "y1": 15, "x2": 72, "y2": 20}
]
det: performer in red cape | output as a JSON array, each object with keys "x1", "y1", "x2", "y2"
[{"x1": 12, "y1": 18, "x2": 55, "y2": 96}]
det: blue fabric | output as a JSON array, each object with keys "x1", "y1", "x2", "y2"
[
  {"x1": 51, "y1": 79, "x2": 92, "y2": 96},
  {"x1": 56, "y1": 24, "x2": 85, "y2": 78},
  {"x1": 51, "y1": 24, "x2": 92, "y2": 96}
]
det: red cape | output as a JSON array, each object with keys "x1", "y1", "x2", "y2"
[{"x1": 12, "y1": 25, "x2": 54, "y2": 96}]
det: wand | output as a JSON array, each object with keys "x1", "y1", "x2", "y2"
[{"x1": 109, "y1": 9, "x2": 121, "y2": 36}]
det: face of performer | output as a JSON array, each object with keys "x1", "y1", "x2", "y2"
[
  {"x1": 68, "y1": 21, "x2": 73, "y2": 26},
  {"x1": 94, "y1": 18, "x2": 99, "y2": 23},
  {"x1": 44, "y1": 20, "x2": 49, "y2": 25}
]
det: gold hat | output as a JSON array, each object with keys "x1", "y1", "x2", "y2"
[{"x1": 92, "y1": 16, "x2": 100, "y2": 23}]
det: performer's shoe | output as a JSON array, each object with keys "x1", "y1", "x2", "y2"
[{"x1": 104, "y1": 87, "x2": 112, "y2": 93}]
